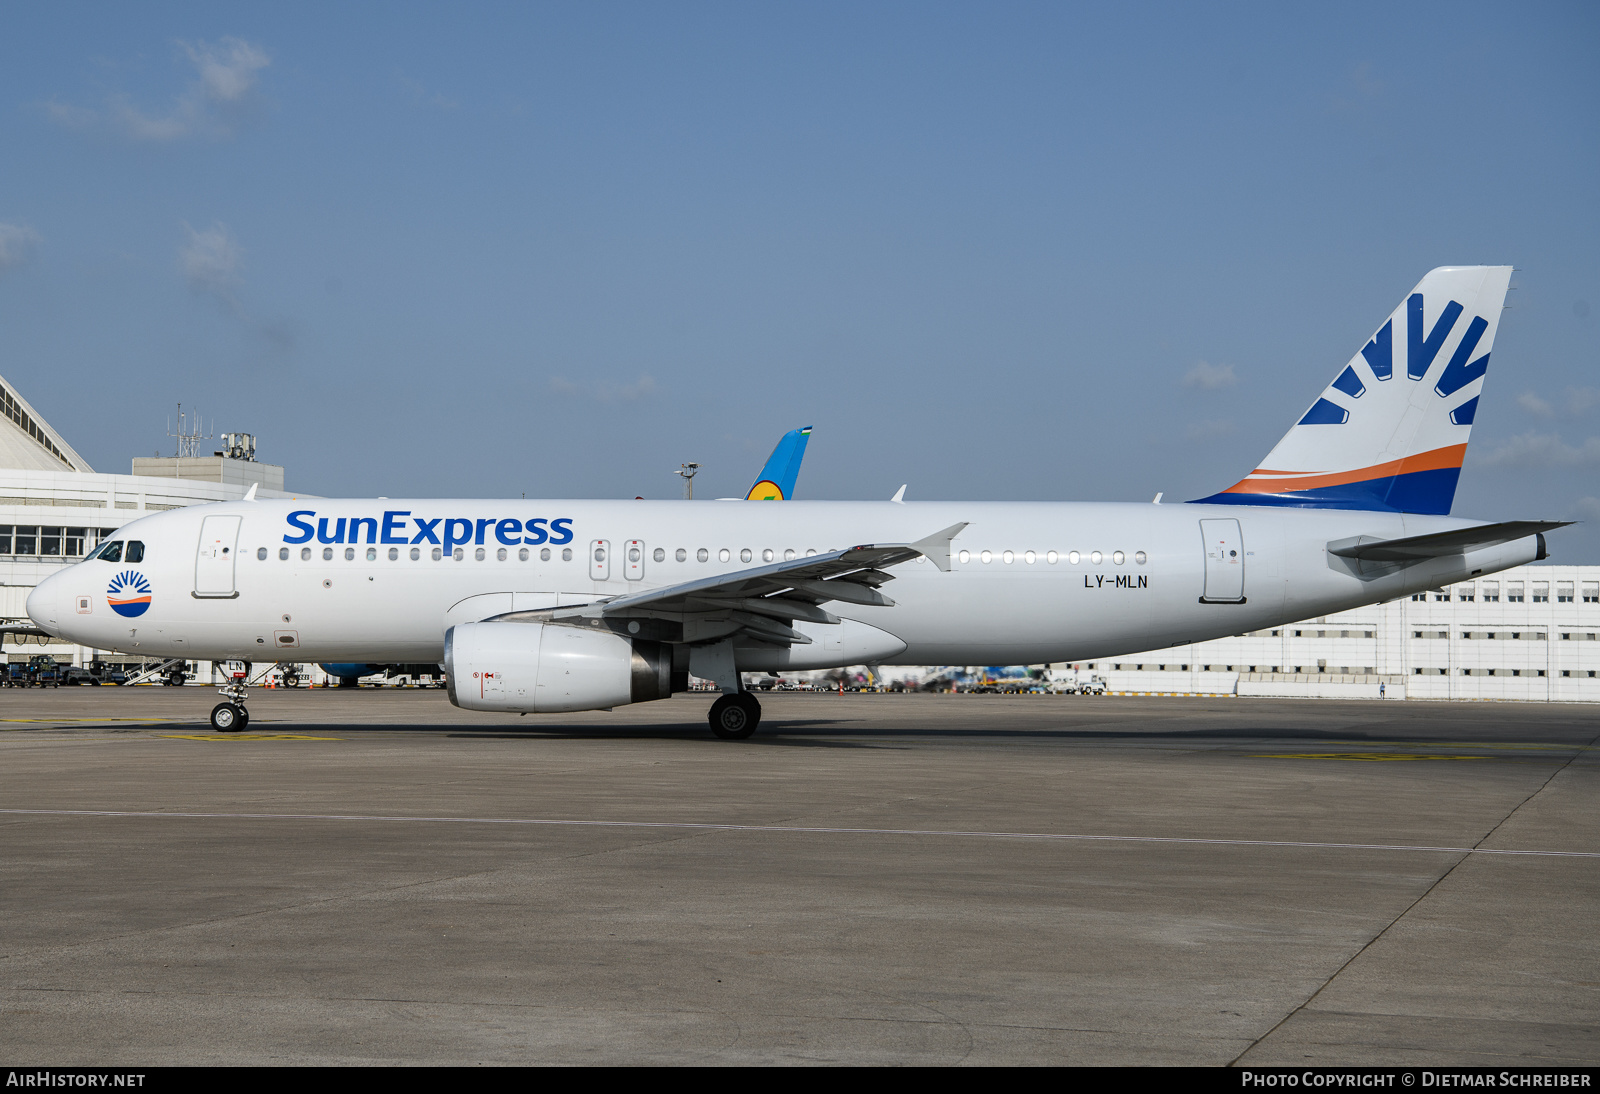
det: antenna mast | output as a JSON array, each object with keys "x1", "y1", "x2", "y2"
[{"x1": 167, "y1": 404, "x2": 212, "y2": 459}]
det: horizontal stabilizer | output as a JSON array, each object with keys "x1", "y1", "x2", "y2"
[{"x1": 1327, "y1": 520, "x2": 1571, "y2": 563}]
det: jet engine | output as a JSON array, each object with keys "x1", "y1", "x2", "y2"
[{"x1": 445, "y1": 621, "x2": 677, "y2": 713}]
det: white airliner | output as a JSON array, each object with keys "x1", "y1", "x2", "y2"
[{"x1": 28, "y1": 267, "x2": 1565, "y2": 738}]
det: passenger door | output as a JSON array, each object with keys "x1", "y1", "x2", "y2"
[
  {"x1": 194, "y1": 516, "x2": 242, "y2": 598},
  {"x1": 1199, "y1": 518, "x2": 1245, "y2": 603}
]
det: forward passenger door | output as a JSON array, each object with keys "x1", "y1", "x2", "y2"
[{"x1": 194, "y1": 516, "x2": 242, "y2": 598}]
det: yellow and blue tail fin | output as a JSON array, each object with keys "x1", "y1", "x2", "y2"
[
  {"x1": 746, "y1": 426, "x2": 812, "y2": 501},
  {"x1": 1193, "y1": 266, "x2": 1511, "y2": 515}
]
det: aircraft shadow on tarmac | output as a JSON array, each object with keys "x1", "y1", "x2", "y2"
[{"x1": 248, "y1": 718, "x2": 1593, "y2": 750}]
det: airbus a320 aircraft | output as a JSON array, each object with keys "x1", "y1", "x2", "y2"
[{"x1": 28, "y1": 267, "x2": 1565, "y2": 738}]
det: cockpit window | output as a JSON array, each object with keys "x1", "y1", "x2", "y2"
[
  {"x1": 96, "y1": 541, "x2": 123, "y2": 563},
  {"x1": 125, "y1": 541, "x2": 145, "y2": 563}
]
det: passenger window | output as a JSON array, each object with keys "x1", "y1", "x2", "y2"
[
  {"x1": 676, "y1": 548, "x2": 687, "y2": 562},
  {"x1": 518, "y1": 548, "x2": 529, "y2": 561},
  {"x1": 279, "y1": 547, "x2": 289, "y2": 560},
  {"x1": 653, "y1": 547, "x2": 665, "y2": 562},
  {"x1": 561, "y1": 548, "x2": 572, "y2": 562},
  {"x1": 257, "y1": 547, "x2": 268, "y2": 560},
  {"x1": 345, "y1": 547, "x2": 356, "y2": 561},
  {"x1": 540, "y1": 547, "x2": 551, "y2": 561},
  {"x1": 697, "y1": 548, "x2": 708, "y2": 562},
  {"x1": 323, "y1": 547, "x2": 334, "y2": 560},
  {"x1": 125, "y1": 541, "x2": 145, "y2": 563},
  {"x1": 302, "y1": 547, "x2": 311, "y2": 561}
]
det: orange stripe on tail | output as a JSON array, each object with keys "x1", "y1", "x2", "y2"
[{"x1": 1220, "y1": 444, "x2": 1467, "y2": 495}]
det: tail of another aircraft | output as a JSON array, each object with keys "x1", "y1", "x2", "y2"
[
  {"x1": 746, "y1": 426, "x2": 812, "y2": 501},
  {"x1": 1193, "y1": 266, "x2": 1512, "y2": 515}
]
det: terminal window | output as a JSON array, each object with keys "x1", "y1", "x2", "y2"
[
  {"x1": 1557, "y1": 582, "x2": 1574, "y2": 603},
  {"x1": 1584, "y1": 582, "x2": 1599, "y2": 603}
]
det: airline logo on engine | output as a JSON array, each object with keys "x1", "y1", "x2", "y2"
[{"x1": 283, "y1": 511, "x2": 575, "y2": 553}]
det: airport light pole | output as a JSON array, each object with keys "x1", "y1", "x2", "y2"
[{"x1": 675, "y1": 462, "x2": 700, "y2": 500}]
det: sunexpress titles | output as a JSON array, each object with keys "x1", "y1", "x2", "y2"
[{"x1": 284, "y1": 511, "x2": 575, "y2": 554}]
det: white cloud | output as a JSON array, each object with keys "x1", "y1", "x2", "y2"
[
  {"x1": 180, "y1": 222, "x2": 241, "y2": 300},
  {"x1": 1512, "y1": 387, "x2": 1600, "y2": 419},
  {"x1": 184, "y1": 38, "x2": 270, "y2": 104},
  {"x1": 1184, "y1": 419, "x2": 1236, "y2": 441},
  {"x1": 1182, "y1": 361, "x2": 1237, "y2": 390},
  {"x1": 48, "y1": 36, "x2": 270, "y2": 142},
  {"x1": 0, "y1": 223, "x2": 41, "y2": 275},
  {"x1": 549, "y1": 374, "x2": 658, "y2": 402},
  {"x1": 599, "y1": 375, "x2": 657, "y2": 402},
  {"x1": 1478, "y1": 431, "x2": 1600, "y2": 470},
  {"x1": 1516, "y1": 391, "x2": 1554, "y2": 417},
  {"x1": 1566, "y1": 386, "x2": 1600, "y2": 415}
]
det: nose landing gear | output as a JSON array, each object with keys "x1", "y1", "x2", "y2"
[
  {"x1": 210, "y1": 702, "x2": 248, "y2": 731},
  {"x1": 210, "y1": 662, "x2": 253, "y2": 732},
  {"x1": 709, "y1": 691, "x2": 761, "y2": 740}
]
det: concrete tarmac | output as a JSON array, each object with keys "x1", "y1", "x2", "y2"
[{"x1": 0, "y1": 687, "x2": 1595, "y2": 1065}]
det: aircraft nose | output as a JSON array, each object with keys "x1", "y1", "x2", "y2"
[{"x1": 26, "y1": 572, "x2": 64, "y2": 634}]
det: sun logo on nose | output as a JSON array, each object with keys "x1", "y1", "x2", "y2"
[{"x1": 107, "y1": 570, "x2": 152, "y2": 617}]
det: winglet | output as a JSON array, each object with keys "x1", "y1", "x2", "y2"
[
  {"x1": 891, "y1": 484, "x2": 907, "y2": 503},
  {"x1": 243, "y1": 483, "x2": 259, "y2": 502},
  {"x1": 910, "y1": 522, "x2": 968, "y2": 572}
]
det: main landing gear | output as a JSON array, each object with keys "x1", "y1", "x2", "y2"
[
  {"x1": 210, "y1": 661, "x2": 253, "y2": 732},
  {"x1": 709, "y1": 691, "x2": 761, "y2": 740}
]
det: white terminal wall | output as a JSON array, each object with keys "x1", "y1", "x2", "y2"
[
  {"x1": 1059, "y1": 563, "x2": 1600, "y2": 703},
  {"x1": 1, "y1": 465, "x2": 310, "y2": 673}
]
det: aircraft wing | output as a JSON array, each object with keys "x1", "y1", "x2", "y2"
[
  {"x1": 545, "y1": 522, "x2": 967, "y2": 645},
  {"x1": 1327, "y1": 520, "x2": 1572, "y2": 563}
]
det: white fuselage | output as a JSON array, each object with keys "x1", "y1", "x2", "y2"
[{"x1": 28, "y1": 498, "x2": 1539, "y2": 670}]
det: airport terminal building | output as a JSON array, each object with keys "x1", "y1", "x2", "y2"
[
  {"x1": 1071, "y1": 565, "x2": 1600, "y2": 702},
  {"x1": 0, "y1": 372, "x2": 301, "y2": 682}
]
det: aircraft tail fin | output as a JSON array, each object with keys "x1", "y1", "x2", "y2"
[
  {"x1": 1193, "y1": 266, "x2": 1512, "y2": 515},
  {"x1": 746, "y1": 426, "x2": 812, "y2": 500}
]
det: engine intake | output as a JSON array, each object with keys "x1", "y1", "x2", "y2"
[{"x1": 445, "y1": 621, "x2": 674, "y2": 713}]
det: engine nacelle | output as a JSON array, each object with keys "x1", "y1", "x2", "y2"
[{"x1": 445, "y1": 621, "x2": 674, "y2": 713}]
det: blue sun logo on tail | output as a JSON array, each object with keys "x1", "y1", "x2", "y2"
[{"x1": 107, "y1": 571, "x2": 152, "y2": 617}]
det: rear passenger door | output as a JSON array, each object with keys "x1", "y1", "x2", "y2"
[{"x1": 1199, "y1": 519, "x2": 1245, "y2": 603}]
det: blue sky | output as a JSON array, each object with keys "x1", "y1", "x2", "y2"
[{"x1": 2, "y1": 3, "x2": 1597, "y2": 556}]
